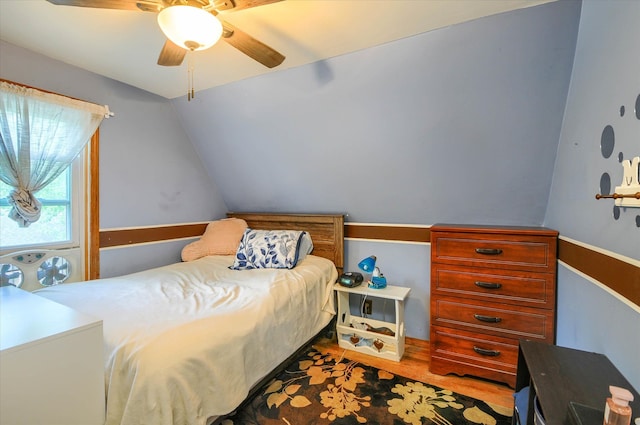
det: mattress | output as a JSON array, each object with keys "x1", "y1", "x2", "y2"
[{"x1": 35, "y1": 254, "x2": 337, "y2": 425}]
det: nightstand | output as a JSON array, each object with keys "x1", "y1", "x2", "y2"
[{"x1": 334, "y1": 283, "x2": 411, "y2": 361}]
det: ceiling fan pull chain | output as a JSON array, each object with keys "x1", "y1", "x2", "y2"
[{"x1": 187, "y1": 52, "x2": 195, "y2": 101}]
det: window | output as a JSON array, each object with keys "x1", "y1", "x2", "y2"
[
  {"x1": 0, "y1": 154, "x2": 85, "y2": 252},
  {"x1": 0, "y1": 149, "x2": 88, "y2": 290},
  {"x1": 0, "y1": 80, "x2": 107, "y2": 288}
]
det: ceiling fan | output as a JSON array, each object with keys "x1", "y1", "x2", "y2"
[{"x1": 45, "y1": 0, "x2": 286, "y2": 69}]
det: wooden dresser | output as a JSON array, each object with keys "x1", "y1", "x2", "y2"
[{"x1": 429, "y1": 224, "x2": 558, "y2": 388}]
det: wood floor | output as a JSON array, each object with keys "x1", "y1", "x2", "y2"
[{"x1": 313, "y1": 335, "x2": 515, "y2": 413}]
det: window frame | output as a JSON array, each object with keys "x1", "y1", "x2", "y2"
[{"x1": 87, "y1": 130, "x2": 100, "y2": 280}]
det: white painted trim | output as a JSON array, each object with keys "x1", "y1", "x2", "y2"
[
  {"x1": 345, "y1": 237, "x2": 429, "y2": 246},
  {"x1": 99, "y1": 221, "x2": 209, "y2": 232},
  {"x1": 345, "y1": 222, "x2": 431, "y2": 228},
  {"x1": 559, "y1": 235, "x2": 640, "y2": 267},
  {"x1": 558, "y1": 260, "x2": 640, "y2": 314},
  {"x1": 99, "y1": 236, "x2": 199, "y2": 250}
]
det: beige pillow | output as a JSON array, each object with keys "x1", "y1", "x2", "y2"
[{"x1": 181, "y1": 218, "x2": 248, "y2": 262}]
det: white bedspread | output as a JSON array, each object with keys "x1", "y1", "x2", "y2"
[{"x1": 35, "y1": 255, "x2": 337, "y2": 425}]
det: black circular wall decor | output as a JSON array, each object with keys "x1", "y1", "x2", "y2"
[
  {"x1": 600, "y1": 125, "x2": 615, "y2": 158},
  {"x1": 600, "y1": 172, "x2": 611, "y2": 195},
  {"x1": 597, "y1": 93, "x2": 640, "y2": 227}
]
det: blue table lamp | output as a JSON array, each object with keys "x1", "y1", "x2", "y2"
[{"x1": 357, "y1": 255, "x2": 387, "y2": 289}]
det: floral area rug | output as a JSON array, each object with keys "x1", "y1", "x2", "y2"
[{"x1": 221, "y1": 346, "x2": 513, "y2": 425}]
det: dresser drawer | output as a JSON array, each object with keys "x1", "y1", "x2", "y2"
[
  {"x1": 429, "y1": 326, "x2": 518, "y2": 386},
  {"x1": 431, "y1": 231, "x2": 557, "y2": 272},
  {"x1": 431, "y1": 265, "x2": 555, "y2": 309},
  {"x1": 432, "y1": 298, "x2": 555, "y2": 341}
]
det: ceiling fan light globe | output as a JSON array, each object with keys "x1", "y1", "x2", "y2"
[{"x1": 157, "y1": 5, "x2": 223, "y2": 51}]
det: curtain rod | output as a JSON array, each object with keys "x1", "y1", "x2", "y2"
[{"x1": 0, "y1": 78, "x2": 114, "y2": 118}]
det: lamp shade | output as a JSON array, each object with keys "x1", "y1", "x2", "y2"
[
  {"x1": 358, "y1": 256, "x2": 377, "y2": 274},
  {"x1": 358, "y1": 255, "x2": 387, "y2": 289},
  {"x1": 157, "y1": 5, "x2": 223, "y2": 51}
]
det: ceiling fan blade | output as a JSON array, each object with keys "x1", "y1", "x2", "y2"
[
  {"x1": 221, "y1": 22, "x2": 284, "y2": 68},
  {"x1": 214, "y1": 0, "x2": 282, "y2": 12},
  {"x1": 157, "y1": 40, "x2": 187, "y2": 66},
  {"x1": 46, "y1": 0, "x2": 162, "y2": 12}
]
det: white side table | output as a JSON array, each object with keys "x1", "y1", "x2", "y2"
[
  {"x1": 0, "y1": 286, "x2": 105, "y2": 425},
  {"x1": 334, "y1": 283, "x2": 411, "y2": 361}
]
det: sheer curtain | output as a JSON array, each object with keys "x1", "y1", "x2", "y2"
[{"x1": 0, "y1": 81, "x2": 112, "y2": 227}]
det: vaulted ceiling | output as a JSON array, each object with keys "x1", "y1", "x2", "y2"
[{"x1": 0, "y1": 0, "x2": 555, "y2": 99}]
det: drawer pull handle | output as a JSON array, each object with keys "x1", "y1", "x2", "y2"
[
  {"x1": 474, "y1": 314, "x2": 502, "y2": 323},
  {"x1": 475, "y1": 248, "x2": 503, "y2": 255},
  {"x1": 474, "y1": 281, "x2": 502, "y2": 289},
  {"x1": 473, "y1": 346, "x2": 501, "y2": 357}
]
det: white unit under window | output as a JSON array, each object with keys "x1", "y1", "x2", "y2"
[
  {"x1": 0, "y1": 247, "x2": 83, "y2": 291},
  {"x1": 0, "y1": 286, "x2": 105, "y2": 425}
]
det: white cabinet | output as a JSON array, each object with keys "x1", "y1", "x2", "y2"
[
  {"x1": 0, "y1": 286, "x2": 105, "y2": 425},
  {"x1": 334, "y1": 283, "x2": 410, "y2": 361}
]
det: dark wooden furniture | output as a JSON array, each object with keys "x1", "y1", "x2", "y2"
[
  {"x1": 429, "y1": 224, "x2": 558, "y2": 387},
  {"x1": 514, "y1": 340, "x2": 640, "y2": 425}
]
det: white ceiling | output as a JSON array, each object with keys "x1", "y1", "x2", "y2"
[{"x1": 0, "y1": 0, "x2": 555, "y2": 99}]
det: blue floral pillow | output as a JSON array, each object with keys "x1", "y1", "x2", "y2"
[{"x1": 230, "y1": 229, "x2": 313, "y2": 270}]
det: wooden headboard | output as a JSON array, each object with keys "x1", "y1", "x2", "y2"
[{"x1": 227, "y1": 212, "x2": 344, "y2": 274}]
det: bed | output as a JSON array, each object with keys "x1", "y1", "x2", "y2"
[{"x1": 34, "y1": 213, "x2": 344, "y2": 425}]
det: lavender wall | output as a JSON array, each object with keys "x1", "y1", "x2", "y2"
[
  {"x1": 545, "y1": 0, "x2": 640, "y2": 390},
  {"x1": 173, "y1": 0, "x2": 580, "y2": 227}
]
